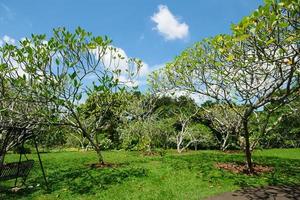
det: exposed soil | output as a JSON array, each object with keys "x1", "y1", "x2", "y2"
[
  {"x1": 215, "y1": 162, "x2": 273, "y2": 175},
  {"x1": 86, "y1": 162, "x2": 121, "y2": 169}
]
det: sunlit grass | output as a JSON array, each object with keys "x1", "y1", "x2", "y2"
[{"x1": 1, "y1": 149, "x2": 299, "y2": 200}]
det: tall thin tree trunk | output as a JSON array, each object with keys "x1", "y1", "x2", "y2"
[
  {"x1": 95, "y1": 146, "x2": 104, "y2": 164},
  {"x1": 177, "y1": 143, "x2": 181, "y2": 153},
  {"x1": 177, "y1": 135, "x2": 183, "y2": 153},
  {"x1": 242, "y1": 119, "x2": 254, "y2": 173}
]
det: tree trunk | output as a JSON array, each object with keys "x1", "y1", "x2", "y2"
[
  {"x1": 71, "y1": 111, "x2": 105, "y2": 164},
  {"x1": 177, "y1": 135, "x2": 183, "y2": 153},
  {"x1": 177, "y1": 143, "x2": 181, "y2": 153},
  {"x1": 0, "y1": 154, "x2": 5, "y2": 167},
  {"x1": 94, "y1": 146, "x2": 104, "y2": 164},
  {"x1": 221, "y1": 132, "x2": 230, "y2": 151},
  {"x1": 82, "y1": 131, "x2": 104, "y2": 164},
  {"x1": 242, "y1": 119, "x2": 254, "y2": 173}
]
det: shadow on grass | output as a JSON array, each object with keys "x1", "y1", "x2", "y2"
[
  {"x1": 0, "y1": 165, "x2": 148, "y2": 199},
  {"x1": 0, "y1": 178, "x2": 48, "y2": 200},
  {"x1": 50, "y1": 166, "x2": 147, "y2": 193},
  {"x1": 165, "y1": 151, "x2": 300, "y2": 188}
]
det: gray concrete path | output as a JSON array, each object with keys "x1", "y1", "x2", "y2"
[{"x1": 205, "y1": 185, "x2": 300, "y2": 200}]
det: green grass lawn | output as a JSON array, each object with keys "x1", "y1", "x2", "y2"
[{"x1": 1, "y1": 149, "x2": 299, "y2": 200}]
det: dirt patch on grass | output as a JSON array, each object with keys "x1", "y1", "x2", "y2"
[
  {"x1": 215, "y1": 162, "x2": 273, "y2": 175},
  {"x1": 86, "y1": 162, "x2": 121, "y2": 169}
]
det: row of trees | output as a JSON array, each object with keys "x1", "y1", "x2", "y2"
[
  {"x1": 34, "y1": 94, "x2": 300, "y2": 153},
  {"x1": 1, "y1": 0, "x2": 299, "y2": 174}
]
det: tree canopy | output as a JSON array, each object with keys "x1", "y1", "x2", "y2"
[{"x1": 150, "y1": 0, "x2": 300, "y2": 172}]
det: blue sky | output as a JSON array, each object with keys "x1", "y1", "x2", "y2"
[{"x1": 0, "y1": 0, "x2": 263, "y2": 90}]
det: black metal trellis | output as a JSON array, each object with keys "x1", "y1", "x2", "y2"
[
  {"x1": 0, "y1": 125, "x2": 48, "y2": 190},
  {"x1": 33, "y1": 137, "x2": 48, "y2": 189}
]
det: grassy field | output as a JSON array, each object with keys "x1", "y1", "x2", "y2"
[{"x1": 1, "y1": 149, "x2": 299, "y2": 200}]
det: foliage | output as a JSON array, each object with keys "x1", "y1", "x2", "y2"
[
  {"x1": 150, "y1": 0, "x2": 300, "y2": 172},
  {"x1": 79, "y1": 91, "x2": 130, "y2": 150},
  {"x1": 35, "y1": 126, "x2": 68, "y2": 150},
  {"x1": 0, "y1": 27, "x2": 141, "y2": 163},
  {"x1": 200, "y1": 102, "x2": 242, "y2": 150},
  {"x1": 186, "y1": 123, "x2": 217, "y2": 150},
  {"x1": 259, "y1": 96, "x2": 300, "y2": 148}
]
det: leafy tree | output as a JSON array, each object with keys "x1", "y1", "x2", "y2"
[
  {"x1": 200, "y1": 103, "x2": 241, "y2": 151},
  {"x1": 119, "y1": 94, "x2": 161, "y2": 151},
  {"x1": 0, "y1": 27, "x2": 141, "y2": 164},
  {"x1": 257, "y1": 94, "x2": 300, "y2": 148},
  {"x1": 80, "y1": 91, "x2": 128, "y2": 150},
  {"x1": 185, "y1": 123, "x2": 216, "y2": 150},
  {"x1": 150, "y1": 0, "x2": 299, "y2": 172},
  {"x1": 171, "y1": 97, "x2": 201, "y2": 153},
  {"x1": 35, "y1": 125, "x2": 67, "y2": 150}
]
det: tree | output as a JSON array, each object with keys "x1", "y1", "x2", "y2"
[
  {"x1": 0, "y1": 27, "x2": 141, "y2": 164},
  {"x1": 119, "y1": 93, "x2": 161, "y2": 151},
  {"x1": 200, "y1": 103, "x2": 241, "y2": 151},
  {"x1": 150, "y1": 0, "x2": 299, "y2": 172},
  {"x1": 171, "y1": 97, "x2": 201, "y2": 153},
  {"x1": 35, "y1": 125, "x2": 67, "y2": 150},
  {"x1": 256, "y1": 94, "x2": 300, "y2": 148},
  {"x1": 0, "y1": 53, "x2": 49, "y2": 164},
  {"x1": 80, "y1": 90, "x2": 128, "y2": 150}
]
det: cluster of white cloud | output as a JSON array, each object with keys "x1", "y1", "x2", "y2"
[
  {"x1": 151, "y1": 5, "x2": 189, "y2": 41},
  {"x1": 90, "y1": 45, "x2": 151, "y2": 87},
  {"x1": 0, "y1": 35, "x2": 16, "y2": 46}
]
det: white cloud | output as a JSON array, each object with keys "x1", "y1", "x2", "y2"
[
  {"x1": 101, "y1": 46, "x2": 129, "y2": 72},
  {"x1": 139, "y1": 62, "x2": 150, "y2": 76},
  {"x1": 138, "y1": 63, "x2": 165, "y2": 78},
  {"x1": 118, "y1": 75, "x2": 139, "y2": 87},
  {"x1": 0, "y1": 35, "x2": 15, "y2": 46},
  {"x1": 151, "y1": 5, "x2": 189, "y2": 40},
  {"x1": 90, "y1": 45, "x2": 148, "y2": 87}
]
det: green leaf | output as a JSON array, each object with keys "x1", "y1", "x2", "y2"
[
  {"x1": 69, "y1": 71, "x2": 77, "y2": 80},
  {"x1": 55, "y1": 58, "x2": 60, "y2": 65},
  {"x1": 234, "y1": 34, "x2": 250, "y2": 42},
  {"x1": 226, "y1": 54, "x2": 235, "y2": 62},
  {"x1": 76, "y1": 93, "x2": 82, "y2": 100}
]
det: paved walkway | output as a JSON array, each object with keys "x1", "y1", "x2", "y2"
[{"x1": 206, "y1": 185, "x2": 300, "y2": 200}]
